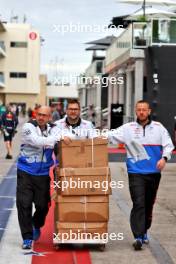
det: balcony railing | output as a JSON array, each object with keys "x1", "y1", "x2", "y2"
[{"x1": 106, "y1": 18, "x2": 176, "y2": 69}]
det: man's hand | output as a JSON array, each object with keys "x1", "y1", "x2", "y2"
[
  {"x1": 63, "y1": 136, "x2": 72, "y2": 145},
  {"x1": 156, "y1": 158, "x2": 166, "y2": 171}
]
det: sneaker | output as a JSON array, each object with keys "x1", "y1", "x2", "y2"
[
  {"x1": 143, "y1": 233, "x2": 149, "y2": 244},
  {"x1": 22, "y1": 239, "x2": 33, "y2": 249},
  {"x1": 133, "y1": 238, "x2": 143, "y2": 250},
  {"x1": 33, "y1": 228, "x2": 41, "y2": 241}
]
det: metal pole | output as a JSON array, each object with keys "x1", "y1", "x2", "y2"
[{"x1": 143, "y1": 0, "x2": 146, "y2": 19}]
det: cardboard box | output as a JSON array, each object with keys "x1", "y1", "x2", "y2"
[
  {"x1": 55, "y1": 167, "x2": 112, "y2": 196},
  {"x1": 54, "y1": 222, "x2": 108, "y2": 241},
  {"x1": 58, "y1": 138, "x2": 108, "y2": 168},
  {"x1": 55, "y1": 195, "x2": 109, "y2": 222}
]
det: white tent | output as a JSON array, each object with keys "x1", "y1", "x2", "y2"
[
  {"x1": 118, "y1": 0, "x2": 176, "y2": 6},
  {"x1": 125, "y1": 7, "x2": 176, "y2": 20},
  {"x1": 125, "y1": 6, "x2": 176, "y2": 19}
]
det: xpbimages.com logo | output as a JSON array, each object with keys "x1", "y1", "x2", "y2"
[
  {"x1": 52, "y1": 179, "x2": 124, "y2": 192},
  {"x1": 52, "y1": 22, "x2": 124, "y2": 35},
  {"x1": 53, "y1": 231, "x2": 124, "y2": 243},
  {"x1": 51, "y1": 75, "x2": 124, "y2": 86},
  {"x1": 57, "y1": 127, "x2": 121, "y2": 140}
]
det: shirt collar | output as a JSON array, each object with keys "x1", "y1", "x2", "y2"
[{"x1": 65, "y1": 117, "x2": 81, "y2": 128}]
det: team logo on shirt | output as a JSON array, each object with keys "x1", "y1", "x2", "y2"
[{"x1": 24, "y1": 129, "x2": 32, "y2": 135}]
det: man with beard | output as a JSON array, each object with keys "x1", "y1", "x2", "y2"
[
  {"x1": 107, "y1": 100, "x2": 174, "y2": 250},
  {"x1": 55, "y1": 99, "x2": 96, "y2": 139}
]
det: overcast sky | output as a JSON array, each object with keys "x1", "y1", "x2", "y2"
[{"x1": 0, "y1": 0, "x2": 137, "y2": 82}]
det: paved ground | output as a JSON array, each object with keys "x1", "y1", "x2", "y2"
[
  {"x1": 0, "y1": 119, "x2": 176, "y2": 264},
  {"x1": 91, "y1": 162, "x2": 176, "y2": 264}
]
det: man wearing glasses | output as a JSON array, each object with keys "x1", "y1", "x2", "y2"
[{"x1": 55, "y1": 99, "x2": 96, "y2": 139}]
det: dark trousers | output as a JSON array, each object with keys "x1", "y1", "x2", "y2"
[
  {"x1": 128, "y1": 173, "x2": 161, "y2": 238},
  {"x1": 16, "y1": 169, "x2": 51, "y2": 240}
]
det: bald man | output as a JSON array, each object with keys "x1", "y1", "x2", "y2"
[{"x1": 16, "y1": 106, "x2": 68, "y2": 249}]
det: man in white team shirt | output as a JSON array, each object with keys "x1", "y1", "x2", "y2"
[
  {"x1": 107, "y1": 100, "x2": 174, "y2": 250},
  {"x1": 55, "y1": 99, "x2": 97, "y2": 139},
  {"x1": 17, "y1": 106, "x2": 70, "y2": 250}
]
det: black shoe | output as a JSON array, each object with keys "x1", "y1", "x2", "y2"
[
  {"x1": 6, "y1": 154, "x2": 13, "y2": 159},
  {"x1": 133, "y1": 238, "x2": 143, "y2": 250}
]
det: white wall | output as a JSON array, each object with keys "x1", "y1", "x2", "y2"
[{"x1": 0, "y1": 23, "x2": 40, "y2": 94}]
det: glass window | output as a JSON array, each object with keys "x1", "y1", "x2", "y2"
[
  {"x1": 96, "y1": 61, "x2": 103, "y2": 73},
  {"x1": 0, "y1": 72, "x2": 5, "y2": 83},
  {"x1": 10, "y1": 72, "x2": 27, "y2": 78},
  {"x1": 152, "y1": 19, "x2": 176, "y2": 44},
  {"x1": 133, "y1": 22, "x2": 150, "y2": 48},
  {"x1": 10, "y1": 42, "x2": 27, "y2": 48},
  {"x1": 0, "y1": 41, "x2": 5, "y2": 51}
]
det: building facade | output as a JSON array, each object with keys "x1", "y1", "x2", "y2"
[
  {"x1": 0, "y1": 21, "x2": 43, "y2": 110},
  {"x1": 79, "y1": 19, "x2": 176, "y2": 141},
  {"x1": 105, "y1": 19, "x2": 176, "y2": 140}
]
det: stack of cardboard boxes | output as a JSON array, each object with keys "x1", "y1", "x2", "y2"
[{"x1": 54, "y1": 138, "x2": 111, "y2": 245}]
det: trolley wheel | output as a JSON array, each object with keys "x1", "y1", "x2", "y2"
[{"x1": 98, "y1": 244, "x2": 106, "y2": 252}]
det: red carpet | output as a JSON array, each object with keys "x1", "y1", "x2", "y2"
[{"x1": 32, "y1": 167, "x2": 92, "y2": 264}]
